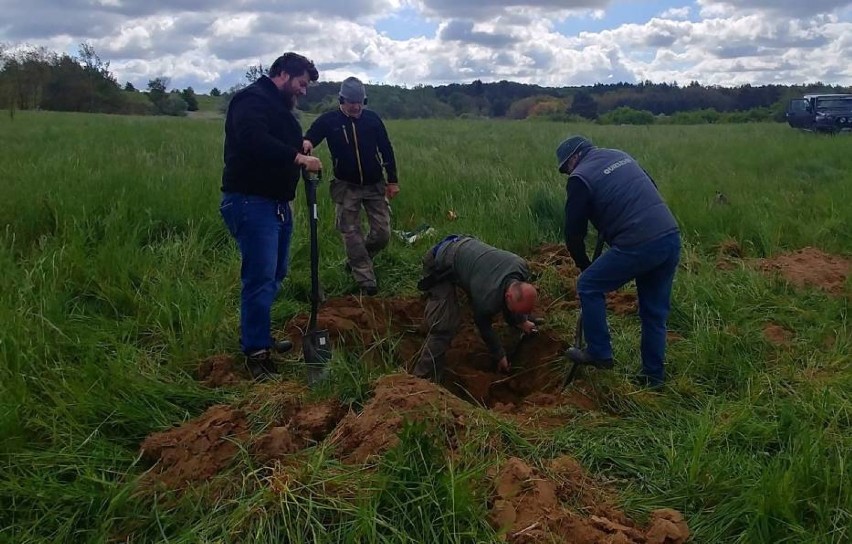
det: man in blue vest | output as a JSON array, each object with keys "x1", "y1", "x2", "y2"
[{"x1": 557, "y1": 135, "x2": 681, "y2": 388}]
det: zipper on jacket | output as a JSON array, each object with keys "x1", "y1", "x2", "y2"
[
  {"x1": 350, "y1": 119, "x2": 365, "y2": 184},
  {"x1": 341, "y1": 125, "x2": 349, "y2": 144}
]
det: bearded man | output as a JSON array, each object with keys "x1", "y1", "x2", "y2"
[{"x1": 219, "y1": 52, "x2": 322, "y2": 380}]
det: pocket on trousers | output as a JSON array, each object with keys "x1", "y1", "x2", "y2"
[
  {"x1": 329, "y1": 180, "x2": 347, "y2": 205},
  {"x1": 219, "y1": 197, "x2": 243, "y2": 237}
]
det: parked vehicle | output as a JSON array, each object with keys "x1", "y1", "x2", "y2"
[{"x1": 786, "y1": 94, "x2": 852, "y2": 134}]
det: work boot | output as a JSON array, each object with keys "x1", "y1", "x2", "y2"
[
  {"x1": 412, "y1": 359, "x2": 444, "y2": 383},
  {"x1": 631, "y1": 373, "x2": 664, "y2": 390},
  {"x1": 245, "y1": 349, "x2": 278, "y2": 381},
  {"x1": 564, "y1": 347, "x2": 614, "y2": 369},
  {"x1": 360, "y1": 285, "x2": 378, "y2": 296},
  {"x1": 273, "y1": 339, "x2": 294, "y2": 353}
]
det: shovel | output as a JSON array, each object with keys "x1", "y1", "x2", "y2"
[
  {"x1": 563, "y1": 235, "x2": 605, "y2": 386},
  {"x1": 302, "y1": 168, "x2": 331, "y2": 386}
]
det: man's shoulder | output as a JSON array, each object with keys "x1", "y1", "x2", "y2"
[
  {"x1": 361, "y1": 109, "x2": 385, "y2": 124},
  {"x1": 230, "y1": 81, "x2": 271, "y2": 108}
]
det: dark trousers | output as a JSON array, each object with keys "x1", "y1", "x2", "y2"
[
  {"x1": 220, "y1": 192, "x2": 293, "y2": 354},
  {"x1": 577, "y1": 232, "x2": 681, "y2": 384}
]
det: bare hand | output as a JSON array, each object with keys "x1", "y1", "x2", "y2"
[
  {"x1": 497, "y1": 356, "x2": 510, "y2": 373},
  {"x1": 296, "y1": 154, "x2": 322, "y2": 173},
  {"x1": 302, "y1": 140, "x2": 314, "y2": 154},
  {"x1": 386, "y1": 183, "x2": 400, "y2": 200},
  {"x1": 519, "y1": 320, "x2": 538, "y2": 335}
]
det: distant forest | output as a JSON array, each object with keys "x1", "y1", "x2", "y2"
[{"x1": 2, "y1": 44, "x2": 850, "y2": 124}]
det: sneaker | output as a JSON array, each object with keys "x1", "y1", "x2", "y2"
[
  {"x1": 245, "y1": 349, "x2": 277, "y2": 381},
  {"x1": 564, "y1": 347, "x2": 614, "y2": 369}
]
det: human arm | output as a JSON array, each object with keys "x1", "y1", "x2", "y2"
[
  {"x1": 564, "y1": 176, "x2": 592, "y2": 271},
  {"x1": 376, "y1": 117, "x2": 398, "y2": 184},
  {"x1": 474, "y1": 313, "x2": 505, "y2": 364},
  {"x1": 303, "y1": 115, "x2": 328, "y2": 154}
]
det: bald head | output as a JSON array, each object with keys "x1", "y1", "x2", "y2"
[{"x1": 505, "y1": 281, "x2": 538, "y2": 315}]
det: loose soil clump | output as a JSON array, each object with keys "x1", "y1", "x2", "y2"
[
  {"x1": 758, "y1": 247, "x2": 850, "y2": 296},
  {"x1": 140, "y1": 384, "x2": 346, "y2": 490},
  {"x1": 196, "y1": 354, "x2": 246, "y2": 387},
  {"x1": 490, "y1": 457, "x2": 690, "y2": 544},
  {"x1": 763, "y1": 323, "x2": 793, "y2": 347},
  {"x1": 329, "y1": 374, "x2": 474, "y2": 464}
]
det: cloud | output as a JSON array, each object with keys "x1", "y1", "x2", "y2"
[
  {"x1": 438, "y1": 19, "x2": 518, "y2": 47},
  {"x1": 417, "y1": 0, "x2": 610, "y2": 19},
  {"x1": 660, "y1": 7, "x2": 690, "y2": 20},
  {"x1": 698, "y1": 0, "x2": 852, "y2": 16},
  {"x1": 1, "y1": 0, "x2": 851, "y2": 91}
]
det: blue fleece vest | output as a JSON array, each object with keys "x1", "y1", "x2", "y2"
[{"x1": 570, "y1": 148, "x2": 678, "y2": 247}]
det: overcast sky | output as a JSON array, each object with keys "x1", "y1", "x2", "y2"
[{"x1": 2, "y1": 0, "x2": 851, "y2": 92}]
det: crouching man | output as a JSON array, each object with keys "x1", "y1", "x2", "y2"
[{"x1": 412, "y1": 235, "x2": 538, "y2": 382}]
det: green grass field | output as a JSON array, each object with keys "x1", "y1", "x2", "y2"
[{"x1": 0, "y1": 111, "x2": 849, "y2": 543}]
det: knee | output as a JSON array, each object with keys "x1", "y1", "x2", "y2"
[
  {"x1": 372, "y1": 229, "x2": 390, "y2": 249},
  {"x1": 576, "y1": 277, "x2": 598, "y2": 298}
]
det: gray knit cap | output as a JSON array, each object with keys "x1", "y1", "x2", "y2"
[{"x1": 339, "y1": 77, "x2": 366, "y2": 103}]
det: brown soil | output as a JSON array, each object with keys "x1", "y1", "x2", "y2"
[
  {"x1": 140, "y1": 405, "x2": 249, "y2": 490},
  {"x1": 329, "y1": 374, "x2": 474, "y2": 464},
  {"x1": 763, "y1": 323, "x2": 793, "y2": 346},
  {"x1": 140, "y1": 385, "x2": 346, "y2": 489},
  {"x1": 196, "y1": 354, "x2": 246, "y2": 387},
  {"x1": 283, "y1": 295, "x2": 595, "y2": 413},
  {"x1": 758, "y1": 247, "x2": 850, "y2": 295},
  {"x1": 608, "y1": 291, "x2": 638, "y2": 315},
  {"x1": 490, "y1": 457, "x2": 689, "y2": 544}
]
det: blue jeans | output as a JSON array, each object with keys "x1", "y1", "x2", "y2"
[
  {"x1": 220, "y1": 192, "x2": 293, "y2": 354},
  {"x1": 577, "y1": 232, "x2": 681, "y2": 383}
]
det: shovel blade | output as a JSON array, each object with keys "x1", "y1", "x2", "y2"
[{"x1": 303, "y1": 329, "x2": 332, "y2": 386}]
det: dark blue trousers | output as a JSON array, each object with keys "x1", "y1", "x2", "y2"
[
  {"x1": 577, "y1": 232, "x2": 681, "y2": 384},
  {"x1": 220, "y1": 193, "x2": 293, "y2": 354}
]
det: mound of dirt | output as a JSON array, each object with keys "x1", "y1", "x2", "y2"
[
  {"x1": 197, "y1": 354, "x2": 246, "y2": 387},
  {"x1": 140, "y1": 405, "x2": 249, "y2": 490},
  {"x1": 490, "y1": 457, "x2": 690, "y2": 544},
  {"x1": 758, "y1": 247, "x2": 850, "y2": 295},
  {"x1": 329, "y1": 374, "x2": 474, "y2": 464},
  {"x1": 140, "y1": 385, "x2": 346, "y2": 489},
  {"x1": 763, "y1": 323, "x2": 792, "y2": 347}
]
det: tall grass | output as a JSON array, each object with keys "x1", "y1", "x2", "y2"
[{"x1": 1, "y1": 111, "x2": 849, "y2": 542}]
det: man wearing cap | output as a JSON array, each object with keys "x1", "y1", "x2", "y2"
[
  {"x1": 220, "y1": 52, "x2": 322, "y2": 381},
  {"x1": 303, "y1": 77, "x2": 399, "y2": 296},
  {"x1": 556, "y1": 135, "x2": 680, "y2": 388},
  {"x1": 411, "y1": 235, "x2": 539, "y2": 382}
]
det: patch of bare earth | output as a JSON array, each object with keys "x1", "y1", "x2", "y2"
[
  {"x1": 491, "y1": 457, "x2": 689, "y2": 544},
  {"x1": 758, "y1": 247, "x2": 850, "y2": 296},
  {"x1": 763, "y1": 323, "x2": 793, "y2": 347},
  {"x1": 139, "y1": 383, "x2": 346, "y2": 490},
  {"x1": 196, "y1": 354, "x2": 246, "y2": 387}
]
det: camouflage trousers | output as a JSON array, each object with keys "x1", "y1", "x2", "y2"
[
  {"x1": 412, "y1": 241, "x2": 463, "y2": 382},
  {"x1": 330, "y1": 179, "x2": 391, "y2": 288}
]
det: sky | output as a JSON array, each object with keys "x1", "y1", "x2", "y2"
[{"x1": 2, "y1": 0, "x2": 851, "y2": 92}]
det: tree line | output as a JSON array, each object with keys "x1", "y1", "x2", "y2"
[{"x1": 3, "y1": 44, "x2": 850, "y2": 122}]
